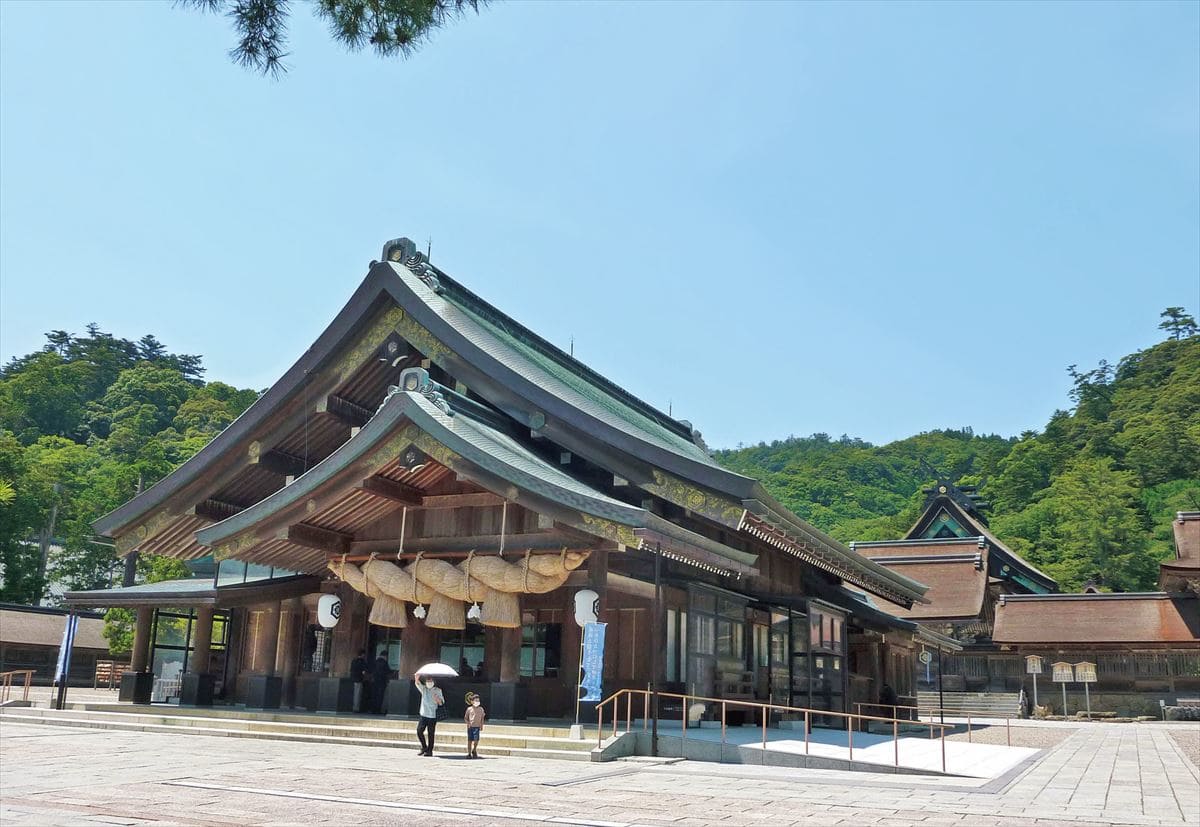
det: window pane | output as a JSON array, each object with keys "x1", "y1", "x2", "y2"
[
  {"x1": 216, "y1": 559, "x2": 246, "y2": 586},
  {"x1": 679, "y1": 612, "x2": 688, "y2": 680},
  {"x1": 666, "y1": 609, "x2": 678, "y2": 682},
  {"x1": 244, "y1": 563, "x2": 273, "y2": 583},
  {"x1": 154, "y1": 614, "x2": 189, "y2": 648},
  {"x1": 543, "y1": 623, "x2": 561, "y2": 676},
  {"x1": 694, "y1": 615, "x2": 715, "y2": 655},
  {"x1": 716, "y1": 619, "x2": 733, "y2": 657}
]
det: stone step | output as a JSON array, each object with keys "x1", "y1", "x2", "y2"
[
  {"x1": 0, "y1": 710, "x2": 593, "y2": 762},
  {"x1": 61, "y1": 702, "x2": 576, "y2": 739},
  {"x1": 917, "y1": 692, "x2": 1019, "y2": 714},
  {"x1": 1, "y1": 707, "x2": 594, "y2": 752}
]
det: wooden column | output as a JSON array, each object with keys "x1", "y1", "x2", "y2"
[
  {"x1": 499, "y1": 627, "x2": 522, "y2": 683},
  {"x1": 330, "y1": 586, "x2": 363, "y2": 677},
  {"x1": 587, "y1": 550, "x2": 611, "y2": 681},
  {"x1": 587, "y1": 549, "x2": 609, "y2": 614},
  {"x1": 560, "y1": 588, "x2": 582, "y2": 695},
  {"x1": 248, "y1": 602, "x2": 281, "y2": 675},
  {"x1": 399, "y1": 619, "x2": 438, "y2": 679},
  {"x1": 131, "y1": 607, "x2": 154, "y2": 673},
  {"x1": 190, "y1": 607, "x2": 214, "y2": 674},
  {"x1": 275, "y1": 598, "x2": 303, "y2": 705}
]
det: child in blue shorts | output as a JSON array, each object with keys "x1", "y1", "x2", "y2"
[{"x1": 464, "y1": 692, "x2": 485, "y2": 758}]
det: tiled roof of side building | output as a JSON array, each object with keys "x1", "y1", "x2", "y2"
[
  {"x1": 866, "y1": 546, "x2": 990, "y2": 620},
  {"x1": 1173, "y1": 512, "x2": 1200, "y2": 564},
  {"x1": 0, "y1": 606, "x2": 108, "y2": 650},
  {"x1": 993, "y1": 593, "x2": 1200, "y2": 645}
]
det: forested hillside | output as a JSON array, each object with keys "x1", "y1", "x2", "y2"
[
  {"x1": 0, "y1": 310, "x2": 1196, "y2": 606},
  {"x1": 717, "y1": 309, "x2": 1200, "y2": 592},
  {"x1": 0, "y1": 327, "x2": 257, "y2": 604}
]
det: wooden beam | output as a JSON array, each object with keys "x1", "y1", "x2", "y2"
[
  {"x1": 193, "y1": 498, "x2": 244, "y2": 522},
  {"x1": 420, "y1": 492, "x2": 504, "y2": 509},
  {"x1": 255, "y1": 449, "x2": 309, "y2": 478},
  {"x1": 317, "y1": 394, "x2": 374, "y2": 428},
  {"x1": 287, "y1": 523, "x2": 352, "y2": 555},
  {"x1": 359, "y1": 476, "x2": 424, "y2": 505},
  {"x1": 349, "y1": 532, "x2": 586, "y2": 555}
]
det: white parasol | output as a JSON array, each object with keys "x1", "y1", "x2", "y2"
[{"x1": 414, "y1": 662, "x2": 458, "y2": 678}]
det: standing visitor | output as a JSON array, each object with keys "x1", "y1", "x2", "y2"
[
  {"x1": 414, "y1": 673, "x2": 444, "y2": 756},
  {"x1": 350, "y1": 649, "x2": 368, "y2": 713},
  {"x1": 464, "y1": 692, "x2": 485, "y2": 758},
  {"x1": 879, "y1": 682, "x2": 898, "y2": 717},
  {"x1": 371, "y1": 649, "x2": 391, "y2": 714}
]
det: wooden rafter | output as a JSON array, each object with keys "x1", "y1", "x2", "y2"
[
  {"x1": 287, "y1": 523, "x2": 353, "y2": 555},
  {"x1": 359, "y1": 476, "x2": 424, "y2": 505},
  {"x1": 255, "y1": 449, "x2": 310, "y2": 478}
]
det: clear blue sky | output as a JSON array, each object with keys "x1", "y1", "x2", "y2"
[{"x1": 2, "y1": 1, "x2": 1197, "y2": 449}]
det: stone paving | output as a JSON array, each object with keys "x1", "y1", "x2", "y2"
[{"x1": 1, "y1": 717, "x2": 1197, "y2": 826}]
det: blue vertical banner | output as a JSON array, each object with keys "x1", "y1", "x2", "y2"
[
  {"x1": 54, "y1": 614, "x2": 78, "y2": 686},
  {"x1": 579, "y1": 621, "x2": 607, "y2": 702}
]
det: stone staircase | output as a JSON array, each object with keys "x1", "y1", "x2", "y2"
[
  {"x1": 918, "y1": 691, "x2": 1021, "y2": 717},
  {"x1": 0, "y1": 703, "x2": 596, "y2": 762}
]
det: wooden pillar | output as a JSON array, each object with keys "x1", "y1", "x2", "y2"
[
  {"x1": 499, "y1": 627, "x2": 522, "y2": 683},
  {"x1": 131, "y1": 607, "x2": 154, "y2": 673},
  {"x1": 330, "y1": 586, "x2": 364, "y2": 677},
  {"x1": 561, "y1": 588, "x2": 582, "y2": 694},
  {"x1": 399, "y1": 619, "x2": 438, "y2": 679},
  {"x1": 190, "y1": 607, "x2": 214, "y2": 674},
  {"x1": 587, "y1": 550, "x2": 612, "y2": 681},
  {"x1": 275, "y1": 598, "x2": 303, "y2": 705},
  {"x1": 248, "y1": 602, "x2": 281, "y2": 675},
  {"x1": 587, "y1": 549, "x2": 609, "y2": 615}
]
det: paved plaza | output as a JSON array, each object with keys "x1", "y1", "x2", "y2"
[{"x1": 1, "y1": 717, "x2": 1198, "y2": 827}]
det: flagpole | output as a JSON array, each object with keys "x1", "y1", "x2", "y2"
[{"x1": 574, "y1": 633, "x2": 586, "y2": 727}]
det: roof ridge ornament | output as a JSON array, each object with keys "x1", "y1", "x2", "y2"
[
  {"x1": 379, "y1": 236, "x2": 443, "y2": 293},
  {"x1": 399, "y1": 367, "x2": 453, "y2": 416}
]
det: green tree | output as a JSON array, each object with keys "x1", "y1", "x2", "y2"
[
  {"x1": 1159, "y1": 307, "x2": 1199, "y2": 341},
  {"x1": 89, "y1": 364, "x2": 196, "y2": 458},
  {"x1": 0, "y1": 430, "x2": 42, "y2": 603},
  {"x1": 180, "y1": 0, "x2": 487, "y2": 76},
  {"x1": 992, "y1": 456, "x2": 1155, "y2": 590}
]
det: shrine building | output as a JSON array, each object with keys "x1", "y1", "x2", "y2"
[{"x1": 66, "y1": 237, "x2": 957, "y2": 721}]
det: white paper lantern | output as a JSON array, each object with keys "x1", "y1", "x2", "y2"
[
  {"x1": 317, "y1": 594, "x2": 342, "y2": 629},
  {"x1": 573, "y1": 589, "x2": 599, "y2": 627}
]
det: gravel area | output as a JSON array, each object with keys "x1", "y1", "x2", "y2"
[
  {"x1": 944, "y1": 724, "x2": 1071, "y2": 749},
  {"x1": 1170, "y1": 728, "x2": 1199, "y2": 770}
]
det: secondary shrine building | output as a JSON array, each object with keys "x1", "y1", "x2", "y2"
[
  {"x1": 857, "y1": 481, "x2": 1199, "y2": 709},
  {"x1": 69, "y1": 237, "x2": 956, "y2": 721}
]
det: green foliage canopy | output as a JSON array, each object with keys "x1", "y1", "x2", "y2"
[
  {"x1": 0, "y1": 326, "x2": 256, "y2": 607},
  {"x1": 717, "y1": 309, "x2": 1200, "y2": 592}
]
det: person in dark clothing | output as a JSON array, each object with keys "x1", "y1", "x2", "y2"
[
  {"x1": 371, "y1": 650, "x2": 391, "y2": 714},
  {"x1": 350, "y1": 649, "x2": 368, "y2": 713},
  {"x1": 413, "y1": 673, "x2": 445, "y2": 756},
  {"x1": 879, "y1": 683, "x2": 899, "y2": 716}
]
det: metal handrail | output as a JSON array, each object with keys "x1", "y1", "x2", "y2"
[
  {"x1": 855, "y1": 701, "x2": 1015, "y2": 746},
  {"x1": 0, "y1": 669, "x2": 35, "y2": 704},
  {"x1": 596, "y1": 688, "x2": 955, "y2": 772}
]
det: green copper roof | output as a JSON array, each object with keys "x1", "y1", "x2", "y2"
[{"x1": 406, "y1": 264, "x2": 728, "y2": 470}]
